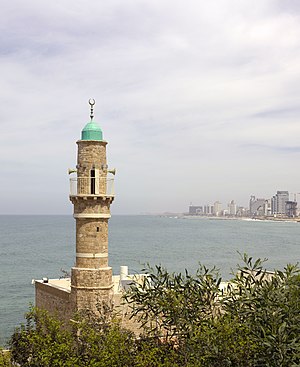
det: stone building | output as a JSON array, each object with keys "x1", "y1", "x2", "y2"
[{"x1": 35, "y1": 100, "x2": 140, "y2": 325}]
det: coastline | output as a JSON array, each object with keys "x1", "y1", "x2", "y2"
[{"x1": 163, "y1": 214, "x2": 300, "y2": 223}]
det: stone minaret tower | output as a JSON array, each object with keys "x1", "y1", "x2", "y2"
[{"x1": 69, "y1": 99, "x2": 114, "y2": 313}]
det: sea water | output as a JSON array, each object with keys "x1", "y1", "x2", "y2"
[{"x1": 1, "y1": 215, "x2": 300, "y2": 345}]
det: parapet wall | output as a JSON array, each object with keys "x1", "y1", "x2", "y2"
[
  {"x1": 35, "y1": 280, "x2": 72, "y2": 322},
  {"x1": 34, "y1": 274, "x2": 144, "y2": 335}
]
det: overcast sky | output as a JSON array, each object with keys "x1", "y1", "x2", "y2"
[{"x1": 1, "y1": 0, "x2": 300, "y2": 214}]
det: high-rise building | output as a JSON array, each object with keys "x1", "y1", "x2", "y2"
[
  {"x1": 213, "y1": 201, "x2": 222, "y2": 216},
  {"x1": 249, "y1": 196, "x2": 267, "y2": 216},
  {"x1": 285, "y1": 201, "x2": 297, "y2": 218},
  {"x1": 228, "y1": 200, "x2": 237, "y2": 216},
  {"x1": 236, "y1": 206, "x2": 247, "y2": 217},
  {"x1": 271, "y1": 191, "x2": 289, "y2": 215},
  {"x1": 189, "y1": 205, "x2": 203, "y2": 215},
  {"x1": 204, "y1": 205, "x2": 212, "y2": 215}
]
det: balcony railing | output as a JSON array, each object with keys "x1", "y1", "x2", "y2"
[{"x1": 70, "y1": 177, "x2": 114, "y2": 196}]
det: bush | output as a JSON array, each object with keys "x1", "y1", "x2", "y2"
[
  {"x1": 6, "y1": 255, "x2": 300, "y2": 366},
  {"x1": 223, "y1": 255, "x2": 300, "y2": 366},
  {"x1": 124, "y1": 264, "x2": 222, "y2": 340},
  {"x1": 0, "y1": 349, "x2": 12, "y2": 367},
  {"x1": 9, "y1": 307, "x2": 135, "y2": 367},
  {"x1": 126, "y1": 255, "x2": 300, "y2": 366}
]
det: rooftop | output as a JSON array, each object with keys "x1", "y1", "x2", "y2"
[{"x1": 34, "y1": 274, "x2": 146, "y2": 295}]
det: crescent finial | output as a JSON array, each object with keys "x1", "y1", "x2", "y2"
[{"x1": 88, "y1": 98, "x2": 96, "y2": 120}]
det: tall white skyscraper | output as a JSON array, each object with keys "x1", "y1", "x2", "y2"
[{"x1": 213, "y1": 201, "x2": 222, "y2": 216}]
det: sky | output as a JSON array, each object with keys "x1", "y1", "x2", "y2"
[{"x1": 1, "y1": 0, "x2": 300, "y2": 214}]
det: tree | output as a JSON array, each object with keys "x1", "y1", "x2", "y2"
[
  {"x1": 6, "y1": 255, "x2": 300, "y2": 366},
  {"x1": 223, "y1": 254, "x2": 300, "y2": 367},
  {"x1": 125, "y1": 255, "x2": 300, "y2": 366},
  {"x1": 124, "y1": 264, "x2": 222, "y2": 341},
  {"x1": 9, "y1": 307, "x2": 135, "y2": 367},
  {"x1": 0, "y1": 349, "x2": 12, "y2": 367},
  {"x1": 10, "y1": 308, "x2": 78, "y2": 366}
]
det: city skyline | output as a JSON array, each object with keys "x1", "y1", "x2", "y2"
[
  {"x1": 1, "y1": 1, "x2": 300, "y2": 214},
  {"x1": 190, "y1": 190, "x2": 299, "y2": 208},
  {"x1": 189, "y1": 189, "x2": 298, "y2": 217}
]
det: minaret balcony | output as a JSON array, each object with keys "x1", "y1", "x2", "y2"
[{"x1": 70, "y1": 177, "x2": 114, "y2": 197}]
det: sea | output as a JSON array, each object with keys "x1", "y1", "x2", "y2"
[{"x1": 1, "y1": 214, "x2": 300, "y2": 346}]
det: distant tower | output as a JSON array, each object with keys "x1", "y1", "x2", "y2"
[
  {"x1": 69, "y1": 99, "x2": 115, "y2": 313},
  {"x1": 228, "y1": 200, "x2": 237, "y2": 216},
  {"x1": 271, "y1": 191, "x2": 289, "y2": 215},
  {"x1": 213, "y1": 201, "x2": 222, "y2": 216}
]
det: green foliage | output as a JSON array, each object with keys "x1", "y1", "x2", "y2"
[
  {"x1": 72, "y1": 312, "x2": 135, "y2": 367},
  {"x1": 0, "y1": 349, "x2": 12, "y2": 367},
  {"x1": 124, "y1": 264, "x2": 222, "y2": 340},
  {"x1": 134, "y1": 337, "x2": 179, "y2": 367},
  {"x1": 182, "y1": 315, "x2": 257, "y2": 367},
  {"x1": 6, "y1": 255, "x2": 300, "y2": 366},
  {"x1": 223, "y1": 254, "x2": 300, "y2": 366},
  {"x1": 9, "y1": 307, "x2": 135, "y2": 367},
  {"x1": 126, "y1": 255, "x2": 300, "y2": 366},
  {"x1": 10, "y1": 308, "x2": 78, "y2": 367}
]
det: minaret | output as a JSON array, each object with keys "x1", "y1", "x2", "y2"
[{"x1": 69, "y1": 99, "x2": 114, "y2": 313}]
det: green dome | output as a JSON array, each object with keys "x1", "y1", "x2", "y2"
[{"x1": 81, "y1": 121, "x2": 103, "y2": 141}]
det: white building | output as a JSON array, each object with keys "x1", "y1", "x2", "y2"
[
  {"x1": 213, "y1": 201, "x2": 222, "y2": 216},
  {"x1": 228, "y1": 200, "x2": 237, "y2": 216}
]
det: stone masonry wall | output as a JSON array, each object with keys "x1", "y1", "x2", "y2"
[
  {"x1": 73, "y1": 198, "x2": 110, "y2": 215},
  {"x1": 75, "y1": 218, "x2": 108, "y2": 268},
  {"x1": 71, "y1": 267, "x2": 113, "y2": 313},
  {"x1": 35, "y1": 282, "x2": 72, "y2": 322},
  {"x1": 71, "y1": 267, "x2": 112, "y2": 288},
  {"x1": 69, "y1": 138, "x2": 113, "y2": 317},
  {"x1": 71, "y1": 287, "x2": 114, "y2": 314},
  {"x1": 77, "y1": 140, "x2": 107, "y2": 177}
]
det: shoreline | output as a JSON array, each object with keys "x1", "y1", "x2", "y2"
[{"x1": 165, "y1": 215, "x2": 300, "y2": 223}]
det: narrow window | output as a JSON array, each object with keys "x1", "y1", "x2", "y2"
[
  {"x1": 97, "y1": 227, "x2": 100, "y2": 232},
  {"x1": 90, "y1": 169, "x2": 95, "y2": 194}
]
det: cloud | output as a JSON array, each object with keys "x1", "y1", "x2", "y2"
[{"x1": 0, "y1": 0, "x2": 300, "y2": 213}]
